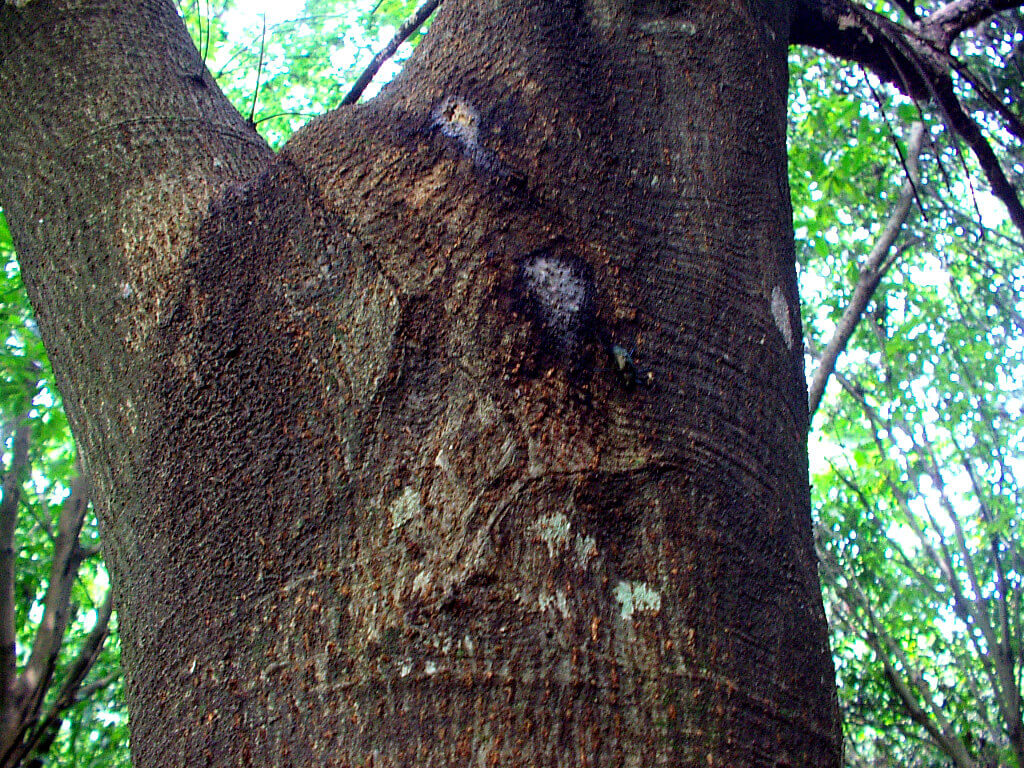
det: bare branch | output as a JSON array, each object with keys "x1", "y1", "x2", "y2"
[
  {"x1": 921, "y1": 445, "x2": 1024, "y2": 763},
  {"x1": 877, "y1": 652, "x2": 979, "y2": 767},
  {"x1": 928, "y1": 73, "x2": 1024, "y2": 237},
  {"x1": 341, "y1": 0, "x2": 442, "y2": 105},
  {"x1": 5, "y1": 591, "x2": 114, "y2": 768},
  {"x1": 790, "y1": 0, "x2": 932, "y2": 98},
  {"x1": 927, "y1": 0, "x2": 1024, "y2": 47},
  {"x1": 943, "y1": 57, "x2": 1024, "y2": 142},
  {"x1": 831, "y1": 374, "x2": 992, "y2": 658},
  {"x1": 808, "y1": 122, "x2": 926, "y2": 418},
  {"x1": 4, "y1": 475, "x2": 90, "y2": 757},
  {"x1": 77, "y1": 544, "x2": 101, "y2": 561},
  {"x1": 792, "y1": 0, "x2": 1024, "y2": 239},
  {"x1": 0, "y1": 412, "x2": 29, "y2": 736},
  {"x1": 72, "y1": 668, "x2": 119, "y2": 705},
  {"x1": 819, "y1": 539, "x2": 978, "y2": 766},
  {"x1": 50, "y1": 589, "x2": 112, "y2": 716}
]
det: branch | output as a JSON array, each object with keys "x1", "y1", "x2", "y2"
[
  {"x1": 0, "y1": 0, "x2": 271, "y2": 256},
  {"x1": 341, "y1": 0, "x2": 442, "y2": 105},
  {"x1": 920, "y1": 445, "x2": 1024, "y2": 763},
  {"x1": 943, "y1": 56, "x2": 1024, "y2": 142},
  {"x1": 791, "y1": 0, "x2": 1024, "y2": 239},
  {"x1": 0, "y1": 411, "x2": 31, "y2": 731},
  {"x1": 818, "y1": 540, "x2": 978, "y2": 766},
  {"x1": 5, "y1": 592, "x2": 114, "y2": 768},
  {"x1": 790, "y1": 0, "x2": 932, "y2": 98},
  {"x1": 1, "y1": 475, "x2": 90, "y2": 764},
  {"x1": 877, "y1": 652, "x2": 979, "y2": 767},
  {"x1": 71, "y1": 669, "x2": 120, "y2": 705},
  {"x1": 958, "y1": 452, "x2": 1024, "y2": 761},
  {"x1": 807, "y1": 122, "x2": 926, "y2": 418},
  {"x1": 926, "y1": 0, "x2": 1024, "y2": 47},
  {"x1": 0, "y1": 1, "x2": 272, "y2": 481},
  {"x1": 49, "y1": 589, "x2": 112, "y2": 717},
  {"x1": 928, "y1": 72, "x2": 1024, "y2": 236},
  {"x1": 831, "y1": 374, "x2": 988, "y2": 651}
]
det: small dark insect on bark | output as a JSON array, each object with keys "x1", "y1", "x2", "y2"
[{"x1": 609, "y1": 344, "x2": 639, "y2": 391}]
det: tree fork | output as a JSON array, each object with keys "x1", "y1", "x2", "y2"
[{"x1": 1, "y1": 0, "x2": 840, "y2": 764}]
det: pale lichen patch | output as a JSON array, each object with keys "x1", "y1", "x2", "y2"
[
  {"x1": 434, "y1": 97, "x2": 480, "y2": 145},
  {"x1": 771, "y1": 285, "x2": 794, "y2": 349},
  {"x1": 531, "y1": 512, "x2": 572, "y2": 558},
  {"x1": 613, "y1": 580, "x2": 662, "y2": 620},
  {"x1": 432, "y1": 96, "x2": 499, "y2": 172},
  {"x1": 521, "y1": 253, "x2": 589, "y2": 348},
  {"x1": 538, "y1": 589, "x2": 571, "y2": 619},
  {"x1": 639, "y1": 18, "x2": 697, "y2": 35},
  {"x1": 389, "y1": 486, "x2": 421, "y2": 530},
  {"x1": 412, "y1": 569, "x2": 434, "y2": 598},
  {"x1": 574, "y1": 534, "x2": 598, "y2": 569}
]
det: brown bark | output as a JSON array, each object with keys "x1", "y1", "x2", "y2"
[{"x1": 1, "y1": 0, "x2": 840, "y2": 765}]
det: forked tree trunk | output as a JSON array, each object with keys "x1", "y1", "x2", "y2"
[{"x1": 0, "y1": 0, "x2": 840, "y2": 764}]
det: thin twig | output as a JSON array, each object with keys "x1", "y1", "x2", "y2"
[
  {"x1": 341, "y1": 0, "x2": 442, "y2": 105},
  {"x1": 248, "y1": 15, "x2": 266, "y2": 125}
]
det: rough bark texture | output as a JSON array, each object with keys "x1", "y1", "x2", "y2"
[{"x1": 0, "y1": 0, "x2": 841, "y2": 765}]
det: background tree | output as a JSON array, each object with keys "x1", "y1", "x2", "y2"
[
  {"x1": 1, "y1": 226, "x2": 122, "y2": 765},
  {"x1": 788, "y1": 16, "x2": 1024, "y2": 766}
]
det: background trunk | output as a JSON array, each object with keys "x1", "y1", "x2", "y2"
[{"x1": 0, "y1": 0, "x2": 841, "y2": 765}]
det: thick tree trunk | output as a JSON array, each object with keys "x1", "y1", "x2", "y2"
[{"x1": 1, "y1": 0, "x2": 840, "y2": 765}]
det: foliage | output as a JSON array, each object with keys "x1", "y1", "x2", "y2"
[
  {"x1": 178, "y1": 0, "x2": 431, "y2": 148},
  {"x1": 792, "y1": 14, "x2": 1024, "y2": 766},
  {"x1": 1, "y1": 213, "x2": 126, "y2": 767}
]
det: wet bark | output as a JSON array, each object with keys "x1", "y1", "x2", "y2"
[{"x1": 0, "y1": 0, "x2": 840, "y2": 765}]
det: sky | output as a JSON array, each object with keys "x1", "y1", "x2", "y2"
[
  {"x1": 226, "y1": 0, "x2": 307, "y2": 29},
  {"x1": 213, "y1": 0, "x2": 407, "y2": 103}
]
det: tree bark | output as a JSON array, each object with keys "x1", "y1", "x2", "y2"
[{"x1": 0, "y1": 0, "x2": 840, "y2": 765}]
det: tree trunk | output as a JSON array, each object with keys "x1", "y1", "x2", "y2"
[{"x1": 0, "y1": 0, "x2": 841, "y2": 765}]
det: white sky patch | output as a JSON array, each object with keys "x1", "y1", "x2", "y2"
[
  {"x1": 220, "y1": 0, "x2": 307, "y2": 34},
  {"x1": 974, "y1": 190, "x2": 1010, "y2": 229}
]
